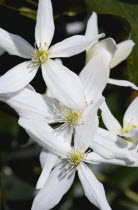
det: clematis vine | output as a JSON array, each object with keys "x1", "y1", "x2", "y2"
[
  {"x1": 94, "y1": 97, "x2": 138, "y2": 163},
  {"x1": 18, "y1": 117, "x2": 138, "y2": 210},
  {"x1": 85, "y1": 12, "x2": 138, "y2": 90},
  {"x1": 18, "y1": 118, "x2": 112, "y2": 210},
  {"x1": 0, "y1": 0, "x2": 104, "y2": 95},
  {"x1": 0, "y1": 38, "x2": 116, "y2": 142}
]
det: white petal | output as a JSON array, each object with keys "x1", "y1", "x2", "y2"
[
  {"x1": 36, "y1": 149, "x2": 60, "y2": 189},
  {"x1": 56, "y1": 126, "x2": 73, "y2": 145},
  {"x1": 75, "y1": 97, "x2": 104, "y2": 151},
  {"x1": 78, "y1": 163, "x2": 111, "y2": 210},
  {"x1": 0, "y1": 47, "x2": 5, "y2": 55},
  {"x1": 0, "y1": 28, "x2": 34, "y2": 58},
  {"x1": 85, "y1": 12, "x2": 99, "y2": 50},
  {"x1": 108, "y1": 78, "x2": 138, "y2": 90},
  {"x1": 121, "y1": 127, "x2": 138, "y2": 139},
  {"x1": 1, "y1": 87, "x2": 53, "y2": 121},
  {"x1": 110, "y1": 40, "x2": 135, "y2": 69},
  {"x1": 86, "y1": 38, "x2": 117, "y2": 64},
  {"x1": 42, "y1": 59, "x2": 86, "y2": 110},
  {"x1": 35, "y1": 0, "x2": 55, "y2": 48},
  {"x1": 32, "y1": 162, "x2": 75, "y2": 210},
  {"x1": 0, "y1": 61, "x2": 38, "y2": 94},
  {"x1": 49, "y1": 34, "x2": 104, "y2": 58},
  {"x1": 80, "y1": 55, "x2": 110, "y2": 103},
  {"x1": 90, "y1": 128, "x2": 138, "y2": 162},
  {"x1": 19, "y1": 118, "x2": 71, "y2": 157},
  {"x1": 85, "y1": 152, "x2": 138, "y2": 167},
  {"x1": 123, "y1": 97, "x2": 138, "y2": 126},
  {"x1": 100, "y1": 101, "x2": 122, "y2": 134}
]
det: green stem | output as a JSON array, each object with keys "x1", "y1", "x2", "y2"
[
  {"x1": 123, "y1": 188, "x2": 138, "y2": 203},
  {"x1": 25, "y1": 0, "x2": 38, "y2": 7}
]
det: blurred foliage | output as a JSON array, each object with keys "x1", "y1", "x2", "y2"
[{"x1": 0, "y1": 0, "x2": 138, "y2": 210}]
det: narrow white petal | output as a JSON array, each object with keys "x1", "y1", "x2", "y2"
[
  {"x1": 42, "y1": 59, "x2": 86, "y2": 110},
  {"x1": 35, "y1": 0, "x2": 55, "y2": 48},
  {"x1": 32, "y1": 162, "x2": 75, "y2": 210},
  {"x1": 121, "y1": 127, "x2": 138, "y2": 139},
  {"x1": 49, "y1": 34, "x2": 104, "y2": 58},
  {"x1": 1, "y1": 87, "x2": 53, "y2": 121},
  {"x1": 86, "y1": 38, "x2": 117, "y2": 64},
  {"x1": 85, "y1": 152, "x2": 138, "y2": 167},
  {"x1": 0, "y1": 47, "x2": 5, "y2": 55},
  {"x1": 100, "y1": 101, "x2": 122, "y2": 134},
  {"x1": 90, "y1": 128, "x2": 138, "y2": 162},
  {"x1": 85, "y1": 12, "x2": 99, "y2": 49},
  {"x1": 110, "y1": 40, "x2": 135, "y2": 69},
  {"x1": 0, "y1": 28, "x2": 34, "y2": 58},
  {"x1": 78, "y1": 163, "x2": 111, "y2": 210},
  {"x1": 36, "y1": 149, "x2": 59, "y2": 189},
  {"x1": 0, "y1": 61, "x2": 38, "y2": 94},
  {"x1": 19, "y1": 118, "x2": 71, "y2": 157},
  {"x1": 108, "y1": 78, "x2": 138, "y2": 90},
  {"x1": 75, "y1": 97, "x2": 104, "y2": 151},
  {"x1": 123, "y1": 97, "x2": 138, "y2": 126}
]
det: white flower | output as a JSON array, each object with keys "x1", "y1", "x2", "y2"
[
  {"x1": 18, "y1": 118, "x2": 112, "y2": 210},
  {"x1": 17, "y1": 117, "x2": 138, "y2": 209},
  {"x1": 0, "y1": 0, "x2": 104, "y2": 94},
  {"x1": 1, "y1": 38, "x2": 116, "y2": 145},
  {"x1": 94, "y1": 98, "x2": 138, "y2": 162},
  {"x1": 85, "y1": 12, "x2": 138, "y2": 90}
]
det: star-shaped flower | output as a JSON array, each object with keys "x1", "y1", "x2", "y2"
[
  {"x1": 1, "y1": 38, "x2": 116, "y2": 145},
  {"x1": 17, "y1": 117, "x2": 138, "y2": 210},
  {"x1": 85, "y1": 12, "x2": 138, "y2": 90},
  {"x1": 93, "y1": 98, "x2": 138, "y2": 163},
  {"x1": 0, "y1": 0, "x2": 103, "y2": 94}
]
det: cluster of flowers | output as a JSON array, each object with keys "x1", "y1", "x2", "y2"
[{"x1": 0, "y1": 0, "x2": 138, "y2": 209}]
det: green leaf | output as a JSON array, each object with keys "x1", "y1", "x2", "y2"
[{"x1": 86, "y1": 0, "x2": 138, "y2": 85}]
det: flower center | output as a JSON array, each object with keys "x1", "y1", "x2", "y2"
[
  {"x1": 66, "y1": 111, "x2": 81, "y2": 125},
  {"x1": 122, "y1": 124, "x2": 137, "y2": 134},
  {"x1": 69, "y1": 151, "x2": 84, "y2": 165},
  {"x1": 33, "y1": 50, "x2": 48, "y2": 64}
]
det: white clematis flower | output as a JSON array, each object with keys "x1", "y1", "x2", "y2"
[
  {"x1": 1, "y1": 38, "x2": 116, "y2": 143},
  {"x1": 0, "y1": 0, "x2": 104, "y2": 94},
  {"x1": 18, "y1": 118, "x2": 112, "y2": 210},
  {"x1": 96, "y1": 98, "x2": 138, "y2": 162},
  {"x1": 18, "y1": 118, "x2": 138, "y2": 210},
  {"x1": 85, "y1": 12, "x2": 138, "y2": 90}
]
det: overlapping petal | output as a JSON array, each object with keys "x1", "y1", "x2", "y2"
[
  {"x1": 110, "y1": 40, "x2": 135, "y2": 69},
  {"x1": 18, "y1": 118, "x2": 71, "y2": 157},
  {"x1": 35, "y1": 0, "x2": 55, "y2": 48},
  {"x1": 0, "y1": 61, "x2": 38, "y2": 94},
  {"x1": 0, "y1": 28, "x2": 34, "y2": 58},
  {"x1": 80, "y1": 54, "x2": 109, "y2": 104},
  {"x1": 90, "y1": 128, "x2": 138, "y2": 161},
  {"x1": 100, "y1": 101, "x2": 122, "y2": 134},
  {"x1": 0, "y1": 87, "x2": 53, "y2": 121},
  {"x1": 108, "y1": 78, "x2": 138, "y2": 90},
  {"x1": 75, "y1": 98, "x2": 104, "y2": 151},
  {"x1": 123, "y1": 97, "x2": 138, "y2": 126},
  {"x1": 85, "y1": 38, "x2": 117, "y2": 64},
  {"x1": 86, "y1": 152, "x2": 138, "y2": 167},
  {"x1": 78, "y1": 163, "x2": 111, "y2": 210},
  {"x1": 42, "y1": 59, "x2": 86, "y2": 110},
  {"x1": 32, "y1": 162, "x2": 75, "y2": 210},
  {"x1": 36, "y1": 149, "x2": 60, "y2": 189},
  {"x1": 49, "y1": 35, "x2": 104, "y2": 58},
  {"x1": 85, "y1": 12, "x2": 98, "y2": 50}
]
